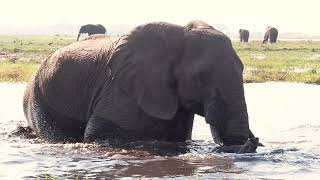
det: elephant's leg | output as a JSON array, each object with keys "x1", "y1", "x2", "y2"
[
  {"x1": 30, "y1": 100, "x2": 85, "y2": 142},
  {"x1": 84, "y1": 116, "x2": 109, "y2": 142},
  {"x1": 84, "y1": 116, "x2": 134, "y2": 143},
  {"x1": 30, "y1": 102, "x2": 65, "y2": 142},
  {"x1": 165, "y1": 109, "x2": 194, "y2": 142}
]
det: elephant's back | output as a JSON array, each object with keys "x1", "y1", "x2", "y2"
[
  {"x1": 185, "y1": 20, "x2": 215, "y2": 30},
  {"x1": 35, "y1": 37, "x2": 119, "y2": 121},
  {"x1": 242, "y1": 30, "x2": 249, "y2": 36},
  {"x1": 83, "y1": 34, "x2": 110, "y2": 41},
  {"x1": 67, "y1": 36, "x2": 120, "y2": 50}
]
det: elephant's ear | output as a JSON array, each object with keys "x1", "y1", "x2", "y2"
[
  {"x1": 133, "y1": 64, "x2": 178, "y2": 120},
  {"x1": 117, "y1": 25, "x2": 182, "y2": 120},
  {"x1": 119, "y1": 56, "x2": 178, "y2": 120}
]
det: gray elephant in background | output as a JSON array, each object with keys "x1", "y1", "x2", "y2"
[
  {"x1": 263, "y1": 26, "x2": 278, "y2": 43},
  {"x1": 76, "y1": 24, "x2": 106, "y2": 41},
  {"x1": 24, "y1": 21, "x2": 259, "y2": 153},
  {"x1": 239, "y1": 29, "x2": 249, "y2": 42}
]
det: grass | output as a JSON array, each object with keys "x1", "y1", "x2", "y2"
[
  {"x1": 0, "y1": 61, "x2": 39, "y2": 82},
  {"x1": 0, "y1": 35, "x2": 74, "y2": 63},
  {"x1": 0, "y1": 35, "x2": 319, "y2": 84},
  {"x1": 233, "y1": 41, "x2": 320, "y2": 84},
  {"x1": 0, "y1": 35, "x2": 73, "y2": 82}
]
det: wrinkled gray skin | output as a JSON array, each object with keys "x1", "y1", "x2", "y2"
[
  {"x1": 239, "y1": 29, "x2": 249, "y2": 42},
  {"x1": 263, "y1": 26, "x2": 278, "y2": 43},
  {"x1": 24, "y1": 22, "x2": 252, "y2": 150},
  {"x1": 76, "y1": 24, "x2": 106, "y2": 41}
]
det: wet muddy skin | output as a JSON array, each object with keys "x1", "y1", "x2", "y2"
[{"x1": 1, "y1": 82, "x2": 320, "y2": 179}]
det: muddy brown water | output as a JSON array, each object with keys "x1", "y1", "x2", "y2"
[{"x1": 0, "y1": 82, "x2": 319, "y2": 179}]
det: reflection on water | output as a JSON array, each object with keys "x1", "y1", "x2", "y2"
[{"x1": 0, "y1": 82, "x2": 319, "y2": 179}]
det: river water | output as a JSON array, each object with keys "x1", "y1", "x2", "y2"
[{"x1": 0, "y1": 82, "x2": 319, "y2": 179}]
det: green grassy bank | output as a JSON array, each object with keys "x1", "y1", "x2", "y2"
[
  {"x1": 0, "y1": 35, "x2": 319, "y2": 84},
  {"x1": 233, "y1": 41, "x2": 320, "y2": 84}
]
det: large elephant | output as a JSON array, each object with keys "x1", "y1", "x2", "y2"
[
  {"x1": 23, "y1": 22, "x2": 259, "y2": 153},
  {"x1": 239, "y1": 29, "x2": 249, "y2": 42},
  {"x1": 263, "y1": 26, "x2": 278, "y2": 43},
  {"x1": 76, "y1": 24, "x2": 106, "y2": 41}
]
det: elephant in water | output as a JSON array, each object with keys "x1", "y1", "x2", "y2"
[
  {"x1": 24, "y1": 22, "x2": 259, "y2": 153},
  {"x1": 76, "y1": 24, "x2": 106, "y2": 41},
  {"x1": 239, "y1": 29, "x2": 249, "y2": 42},
  {"x1": 263, "y1": 26, "x2": 278, "y2": 43}
]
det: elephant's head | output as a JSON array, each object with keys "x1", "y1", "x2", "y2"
[
  {"x1": 118, "y1": 22, "x2": 252, "y2": 147},
  {"x1": 176, "y1": 29, "x2": 250, "y2": 146},
  {"x1": 77, "y1": 24, "x2": 106, "y2": 41},
  {"x1": 79, "y1": 25, "x2": 88, "y2": 33},
  {"x1": 77, "y1": 25, "x2": 89, "y2": 41},
  {"x1": 262, "y1": 27, "x2": 271, "y2": 43}
]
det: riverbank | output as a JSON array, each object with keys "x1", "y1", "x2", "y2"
[
  {"x1": 0, "y1": 35, "x2": 319, "y2": 84},
  {"x1": 234, "y1": 41, "x2": 320, "y2": 84}
]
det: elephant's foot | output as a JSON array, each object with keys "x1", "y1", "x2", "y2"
[
  {"x1": 84, "y1": 116, "x2": 115, "y2": 143},
  {"x1": 9, "y1": 125, "x2": 37, "y2": 139}
]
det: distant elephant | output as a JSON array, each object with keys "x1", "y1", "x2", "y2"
[
  {"x1": 76, "y1": 24, "x2": 106, "y2": 41},
  {"x1": 239, "y1": 29, "x2": 249, "y2": 42},
  {"x1": 24, "y1": 22, "x2": 259, "y2": 153},
  {"x1": 263, "y1": 26, "x2": 278, "y2": 43}
]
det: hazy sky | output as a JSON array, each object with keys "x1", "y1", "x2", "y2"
[{"x1": 1, "y1": 0, "x2": 320, "y2": 34}]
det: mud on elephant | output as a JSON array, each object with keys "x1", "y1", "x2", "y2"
[
  {"x1": 76, "y1": 24, "x2": 106, "y2": 41},
  {"x1": 185, "y1": 20, "x2": 216, "y2": 31},
  {"x1": 24, "y1": 21, "x2": 260, "y2": 153}
]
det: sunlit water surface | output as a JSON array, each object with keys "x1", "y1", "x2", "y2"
[{"x1": 0, "y1": 82, "x2": 319, "y2": 179}]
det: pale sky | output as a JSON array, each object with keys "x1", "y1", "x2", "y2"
[{"x1": 1, "y1": 0, "x2": 320, "y2": 34}]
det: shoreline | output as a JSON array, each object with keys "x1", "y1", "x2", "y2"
[
  {"x1": 1, "y1": 61, "x2": 319, "y2": 84},
  {"x1": 0, "y1": 36, "x2": 319, "y2": 84}
]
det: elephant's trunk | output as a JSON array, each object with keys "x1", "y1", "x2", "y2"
[
  {"x1": 76, "y1": 33, "x2": 81, "y2": 41},
  {"x1": 205, "y1": 88, "x2": 250, "y2": 146},
  {"x1": 263, "y1": 32, "x2": 269, "y2": 43},
  {"x1": 223, "y1": 99, "x2": 249, "y2": 145}
]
